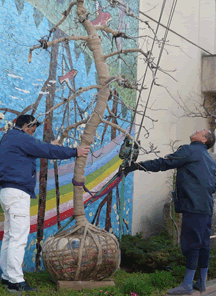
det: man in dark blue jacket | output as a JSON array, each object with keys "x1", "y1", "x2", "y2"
[
  {"x1": 124, "y1": 129, "x2": 216, "y2": 295},
  {"x1": 0, "y1": 115, "x2": 90, "y2": 294}
]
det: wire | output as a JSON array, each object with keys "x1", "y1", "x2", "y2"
[
  {"x1": 129, "y1": 0, "x2": 167, "y2": 135},
  {"x1": 140, "y1": 11, "x2": 213, "y2": 56},
  {"x1": 136, "y1": 0, "x2": 178, "y2": 141}
]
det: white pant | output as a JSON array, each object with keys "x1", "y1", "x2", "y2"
[{"x1": 0, "y1": 188, "x2": 30, "y2": 283}]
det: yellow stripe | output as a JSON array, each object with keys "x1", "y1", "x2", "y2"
[
  {"x1": 30, "y1": 159, "x2": 122, "y2": 216},
  {"x1": 0, "y1": 213, "x2": 4, "y2": 222}
]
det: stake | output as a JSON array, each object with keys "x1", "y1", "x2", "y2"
[{"x1": 119, "y1": 175, "x2": 125, "y2": 247}]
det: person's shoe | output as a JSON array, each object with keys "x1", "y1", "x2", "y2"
[
  {"x1": 193, "y1": 268, "x2": 208, "y2": 292},
  {"x1": 1, "y1": 278, "x2": 9, "y2": 287},
  {"x1": 167, "y1": 284, "x2": 193, "y2": 295},
  {"x1": 7, "y1": 281, "x2": 38, "y2": 295},
  {"x1": 193, "y1": 281, "x2": 206, "y2": 292}
]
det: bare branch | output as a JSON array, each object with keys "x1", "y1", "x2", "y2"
[
  {"x1": 59, "y1": 118, "x2": 88, "y2": 144},
  {"x1": 29, "y1": 35, "x2": 89, "y2": 62},
  {"x1": 108, "y1": 0, "x2": 213, "y2": 55},
  {"x1": 115, "y1": 75, "x2": 138, "y2": 90},
  {"x1": 94, "y1": 25, "x2": 131, "y2": 39},
  {"x1": 110, "y1": 91, "x2": 158, "y2": 123},
  {"x1": 139, "y1": 10, "x2": 213, "y2": 56},
  {"x1": 36, "y1": 85, "x2": 102, "y2": 120},
  {"x1": 51, "y1": 1, "x2": 77, "y2": 32},
  {"x1": 101, "y1": 118, "x2": 159, "y2": 155},
  {"x1": 104, "y1": 48, "x2": 147, "y2": 60},
  {"x1": 101, "y1": 118, "x2": 133, "y2": 140}
]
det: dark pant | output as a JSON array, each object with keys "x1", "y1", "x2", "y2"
[{"x1": 180, "y1": 212, "x2": 212, "y2": 270}]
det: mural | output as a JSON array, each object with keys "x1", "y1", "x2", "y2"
[{"x1": 0, "y1": 0, "x2": 139, "y2": 271}]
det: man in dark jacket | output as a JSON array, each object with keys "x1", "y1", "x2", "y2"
[
  {"x1": 0, "y1": 115, "x2": 90, "y2": 294},
  {"x1": 124, "y1": 129, "x2": 216, "y2": 295}
]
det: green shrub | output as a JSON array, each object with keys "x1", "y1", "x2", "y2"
[
  {"x1": 208, "y1": 248, "x2": 216, "y2": 279},
  {"x1": 120, "y1": 228, "x2": 216, "y2": 282},
  {"x1": 149, "y1": 270, "x2": 178, "y2": 290},
  {"x1": 120, "y1": 230, "x2": 184, "y2": 273},
  {"x1": 121, "y1": 276, "x2": 154, "y2": 296}
]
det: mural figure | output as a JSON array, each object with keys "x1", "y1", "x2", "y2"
[
  {"x1": 58, "y1": 69, "x2": 78, "y2": 92},
  {"x1": 91, "y1": 0, "x2": 112, "y2": 29}
]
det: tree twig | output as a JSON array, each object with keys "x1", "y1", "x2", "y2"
[
  {"x1": 51, "y1": 1, "x2": 77, "y2": 32},
  {"x1": 104, "y1": 48, "x2": 147, "y2": 60}
]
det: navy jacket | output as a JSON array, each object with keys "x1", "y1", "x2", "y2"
[
  {"x1": 0, "y1": 127, "x2": 77, "y2": 199},
  {"x1": 139, "y1": 141, "x2": 216, "y2": 216}
]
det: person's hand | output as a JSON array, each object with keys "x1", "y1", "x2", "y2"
[
  {"x1": 51, "y1": 139, "x2": 62, "y2": 146},
  {"x1": 123, "y1": 161, "x2": 139, "y2": 175},
  {"x1": 77, "y1": 146, "x2": 90, "y2": 157}
]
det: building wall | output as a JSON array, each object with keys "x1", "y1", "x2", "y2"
[{"x1": 133, "y1": 0, "x2": 216, "y2": 237}]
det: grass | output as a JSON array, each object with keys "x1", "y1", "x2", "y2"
[{"x1": 0, "y1": 267, "x2": 186, "y2": 296}]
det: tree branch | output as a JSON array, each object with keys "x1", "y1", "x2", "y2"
[
  {"x1": 104, "y1": 48, "x2": 147, "y2": 60},
  {"x1": 51, "y1": 1, "x2": 77, "y2": 32},
  {"x1": 59, "y1": 118, "x2": 88, "y2": 143},
  {"x1": 29, "y1": 35, "x2": 89, "y2": 62},
  {"x1": 36, "y1": 85, "x2": 102, "y2": 121},
  {"x1": 94, "y1": 25, "x2": 130, "y2": 39},
  {"x1": 101, "y1": 118, "x2": 133, "y2": 140}
]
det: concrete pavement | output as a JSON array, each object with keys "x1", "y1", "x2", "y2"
[{"x1": 165, "y1": 279, "x2": 216, "y2": 295}]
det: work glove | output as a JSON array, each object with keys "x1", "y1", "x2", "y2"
[{"x1": 123, "y1": 161, "x2": 139, "y2": 175}]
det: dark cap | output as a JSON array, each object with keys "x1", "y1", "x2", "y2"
[{"x1": 15, "y1": 115, "x2": 41, "y2": 128}]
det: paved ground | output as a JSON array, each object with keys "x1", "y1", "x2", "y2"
[{"x1": 165, "y1": 279, "x2": 216, "y2": 295}]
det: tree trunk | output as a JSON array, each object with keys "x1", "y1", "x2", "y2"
[
  {"x1": 73, "y1": 1, "x2": 111, "y2": 224},
  {"x1": 35, "y1": 28, "x2": 61, "y2": 270}
]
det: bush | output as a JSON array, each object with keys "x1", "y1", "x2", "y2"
[
  {"x1": 208, "y1": 248, "x2": 216, "y2": 279},
  {"x1": 120, "y1": 230, "x2": 184, "y2": 272},
  {"x1": 121, "y1": 277, "x2": 154, "y2": 296},
  {"x1": 120, "y1": 229, "x2": 216, "y2": 282},
  {"x1": 149, "y1": 270, "x2": 178, "y2": 290}
]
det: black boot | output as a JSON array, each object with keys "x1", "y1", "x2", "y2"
[
  {"x1": 7, "y1": 281, "x2": 38, "y2": 295},
  {"x1": 1, "y1": 278, "x2": 9, "y2": 288}
]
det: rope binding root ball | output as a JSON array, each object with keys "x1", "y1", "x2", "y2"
[{"x1": 42, "y1": 221, "x2": 120, "y2": 282}]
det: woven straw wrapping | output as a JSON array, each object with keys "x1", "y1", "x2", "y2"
[{"x1": 42, "y1": 222, "x2": 120, "y2": 282}]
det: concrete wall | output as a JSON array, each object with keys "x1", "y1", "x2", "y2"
[{"x1": 133, "y1": 0, "x2": 216, "y2": 237}]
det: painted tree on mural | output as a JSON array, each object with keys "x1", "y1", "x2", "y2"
[{"x1": 0, "y1": 0, "x2": 176, "y2": 271}]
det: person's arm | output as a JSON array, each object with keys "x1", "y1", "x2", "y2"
[
  {"x1": 124, "y1": 145, "x2": 192, "y2": 174},
  {"x1": 50, "y1": 139, "x2": 90, "y2": 157},
  {"x1": 19, "y1": 135, "x2": 89, "y2": 159}
]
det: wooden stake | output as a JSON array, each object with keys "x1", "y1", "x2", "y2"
[{"x1": 57, "y1": 280, "x2": 115, "y2": 291}]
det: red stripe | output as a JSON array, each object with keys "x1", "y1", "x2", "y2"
[{"x1": 0, "y1": 177, "x2": 121, "y2": 241}]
